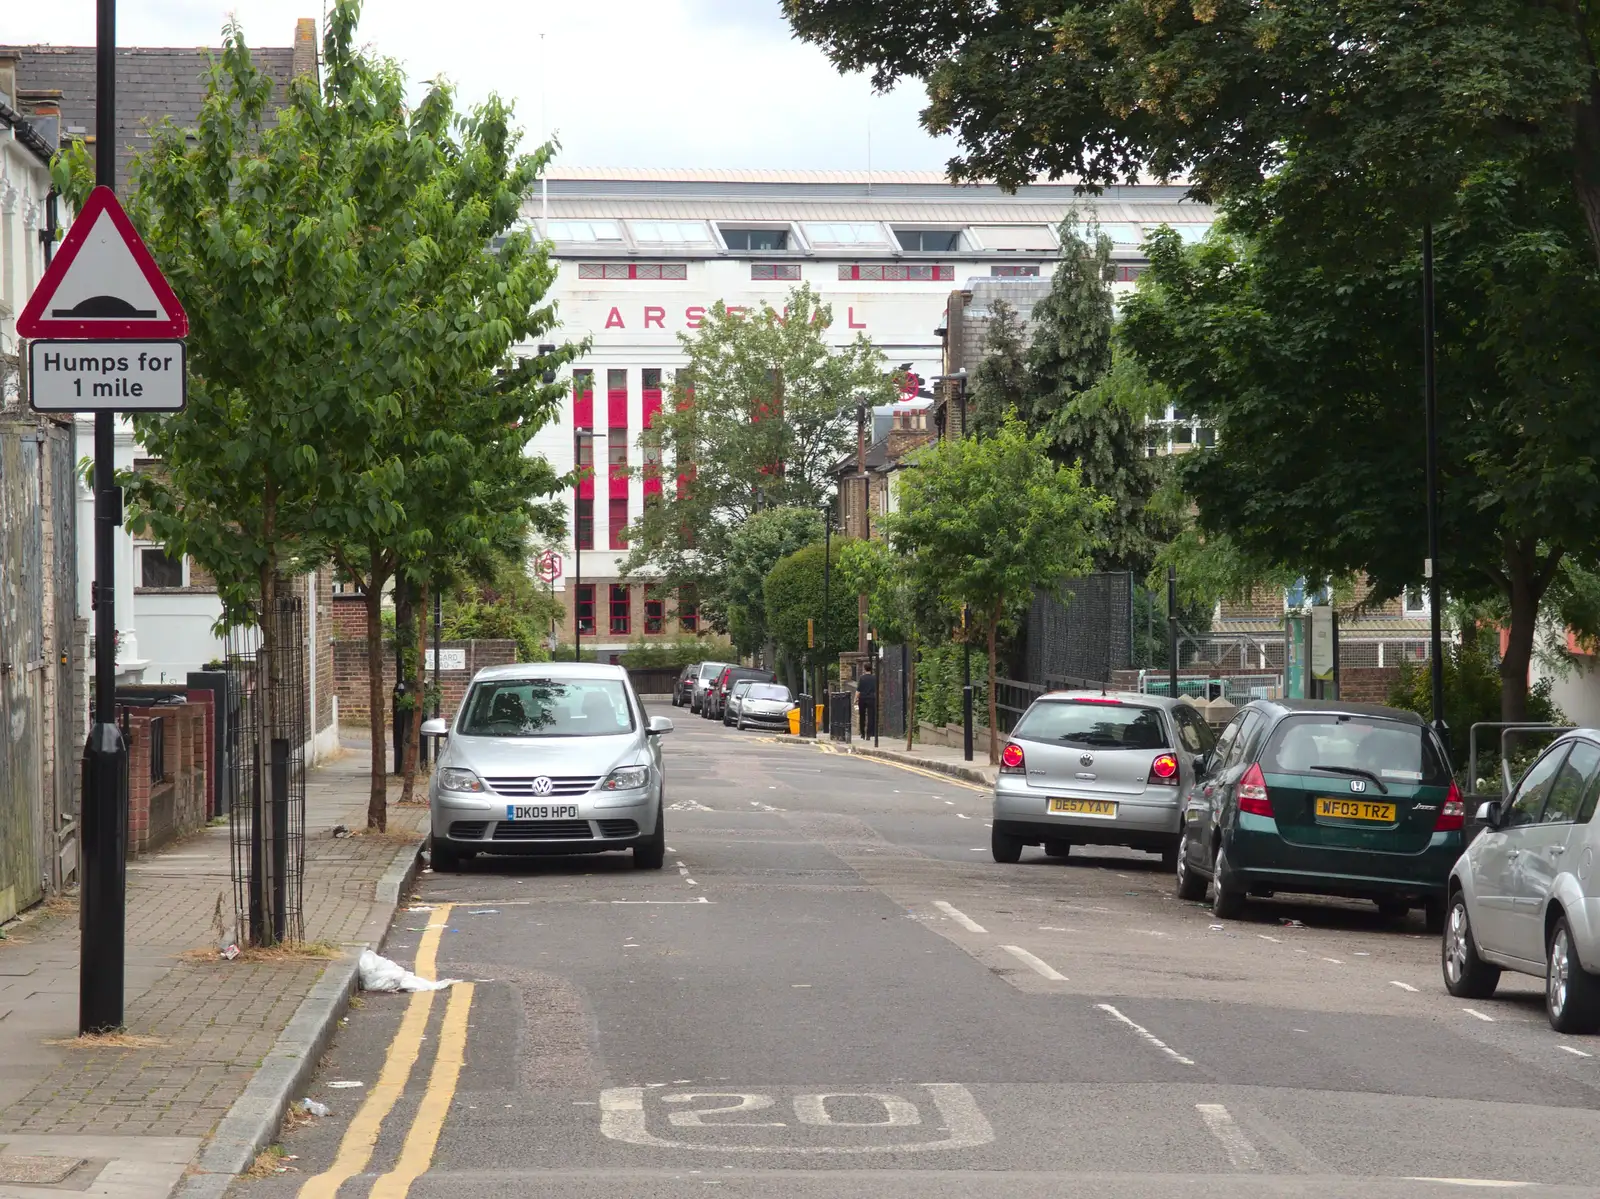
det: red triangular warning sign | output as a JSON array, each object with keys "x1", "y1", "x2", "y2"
[{"x1": 17, "y1": 186, "x2": 188, "y2": 340}]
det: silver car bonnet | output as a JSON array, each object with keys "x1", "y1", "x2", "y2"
[{"x1": 444, "y1": 732, "x2": 644, "y2": 783}]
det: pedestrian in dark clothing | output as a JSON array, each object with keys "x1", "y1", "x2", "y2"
[{"x1": 857, "y1": 665, "x2": 877, "y2": 738}]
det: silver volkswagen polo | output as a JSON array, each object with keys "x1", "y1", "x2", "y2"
[
  {"x1": 422, "y1": 662, "x2": 671, "y2": 872},
  {"x1": 1442, "y1": 729, "x2": 1600, "y2": 1032}
]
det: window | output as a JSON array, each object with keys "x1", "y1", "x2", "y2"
[
  {"x1": 1544, "y1": 742, "x2": 1600, "y2": 823},
  {"x1": 991, "y1": 264, "x2": 1041, "y2": 277},
  {"x1": 546, "y1": 220, "x2": 622, "y2": 242},
  {"x1": 1197, "y1": 426, "x2": 1217, "y2": 447},
  {"x1": 140, "y1": 546, "x2": 184, "y2": 588},
  {"x1": 1262, "y1": 713, "x2": 1451, "y2": 785},
  {"x1": 609, "y1": 497, "x2": 629, "y2": 549},
  {"x1": 1012, "y1": 700, "x2": 1170, "y2": 750},
  {"x1": 971, "y1": 225, "x2": 1057, "y2": 251},
  {"x1": 575, "y1": 434, "x2": 594, "y2": 470},
  {"x1": 679, "y1": 586, "x2": 698, "y2": 632},
  {"x1": 642, "y1": 368, "x2": 662, "y2": 391},
  {"x1": 644, "y1": 586, "x2": 665, "y2": 634},
  {"x1": 803, "y1": 222, "x2": 888, "y2": 246},
  {"x1": 1506, "y1": 746, "x2": 1568, "y2": 827},
  {"x1": 838, "y1": 264, "x2": 954, "y2": 281},
  {"x1": 609, "y1": 584, "x2": 631, "y2": 635},
  {"x1": 575, "y1": 498, "x2": 594, "y2": 549},
  {"x1": 1167, "y1": 224, "x2": 1212, "y2": 243},
  {"x1": 578, "y1": 262, "x2": 688, "y2": 280},
  {"x1": 629, "y1": 220, "x2": 711, "y2": 244},
  {"x1": 1093, "y1": 223, "x2": 1140, "y2": 245},
  {"x1": 1403, "y1": 587, "x2": 1429, "y2": 616},
  {"x1": 895, "y1": 229, "x2": 962, "y2": 252},
  {"x1": 608, "y1": 432, "x2": 628, "y2": 468},
  {"x1": 721, "y1": 227, "x2": 789, "y2": 251},
  {"x1": 607, "y1": 368, "x2": 627, "y2": 393},
  {"x1": 751, "y1": 263, "x2": 801, "y2": 281},
  {"x1": 1173, "y1": 705, "x2": 1217, "y2": 756},
  {"x1": 575, "y1": 583, "x2": 596, "y2": 634},
  {"x1": 458, "y1": 677, "x2": 632, "y2": 737},
  {"x1": 1223, "y1": 712, "x2": 1264, "y2": 773}
]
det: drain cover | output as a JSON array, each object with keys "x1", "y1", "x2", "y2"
[{"x1": 0, "y1": 1155, "x2": 85, "y2": 1185}]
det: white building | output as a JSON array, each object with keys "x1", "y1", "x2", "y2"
[{"x1": 528, "y1": 167, "x2": 1215, "y2": 657}]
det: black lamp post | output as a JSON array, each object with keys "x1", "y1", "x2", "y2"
[
  {"x1": 1422, "y1": 221, "x2": 1447, "y2": 746},
  {"x1": 574, "y1": 428, "x2": 594, "y2": 661}
]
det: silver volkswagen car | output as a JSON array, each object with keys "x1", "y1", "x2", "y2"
[
  {"x1": 1443, "y1": 729, "x2": 1600, "y2": 1032},
  {"x1": 992, "y1": 692, "x2": 1216, "y2": 868},
  {"x1": 422, "y1": 662, "x2": 671, "y2": 872}
]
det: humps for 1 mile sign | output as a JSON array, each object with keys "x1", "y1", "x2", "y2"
[{"x1": 28, "y1": 341, "x2": 187, "y2": 411}]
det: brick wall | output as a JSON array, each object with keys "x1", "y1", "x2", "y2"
[
  {"x1": 333, "y1": 638, "x2": 518, "y2": 726},
  {"x1": 1339, "y1": 666, "x2": 1402, "y2": 705},
  {"x1": 122, "y1": 702, "x2": 208, "y2": 856},
  {"x1": 332, "y1": 593, "x2": 367, "y2": 639}
]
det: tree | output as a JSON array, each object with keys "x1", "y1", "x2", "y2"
[
  {"x1": 1120, "y1": 161, "x2": 1600, "y2": 722},
  {"x1": 440, "y1": 553, "x2": 567, "y2": 663},
  {"x1": 623, "y1": 285, "x2": 897, "y2": 626},
  {"x1": 763, "y1": 539, "x2": 861, "y2": 686},
  {"x1": 722, "y1": 507, "x2": 824, "y2": 655},
  {"x1": 885, "y1": 416, "x2": 1106, "y2": 762},
  {"x1": 783, "y1": 0, "x2": 1600, "y2": 270},
  {"x1": 836, "y1": 537, "x2": 941, "y2": 748},
  {"x1": 968, "y1": 298, "x2": 1028, "y2": 440}
]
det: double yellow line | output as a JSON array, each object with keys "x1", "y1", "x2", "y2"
[{"x1": 300, "y1": 904, "x2": 474, "y2": 1199}]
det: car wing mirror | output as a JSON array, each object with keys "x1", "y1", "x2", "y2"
[
  {"x1": 420, "y1": 717, "x2": 449, "y2": 738},
  {"x1": 647, "y1": 716, "x2": 674, "y2": 736},
  {"x1": 1193, "y1": 754, "x2": 1209, "y2": 777},
  {"x1": 1473, "y1": 799, "x2": 1500, "y2": 828}
]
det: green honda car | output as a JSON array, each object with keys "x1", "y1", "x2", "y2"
[{"x1": 1174, "y1": 699, "x2": 1464, "y2": 932}]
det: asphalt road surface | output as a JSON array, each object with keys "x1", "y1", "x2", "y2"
[{"x1": 233, "y1": 708, "x2": 1600, "y2": 1198}]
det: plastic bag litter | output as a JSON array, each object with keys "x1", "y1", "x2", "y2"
[
  {"x1": 300, "y1": 1099, "x2": 330, "y2": 1117},
  {"x1": 357, "y1": 949, "x2": 459, "y2": 993},
  {"x1": 1280, "y1": 918, "x2": 1306, "y2": 928}
]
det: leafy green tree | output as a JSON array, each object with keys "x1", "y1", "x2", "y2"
[
  {"x1": 1027, "y1": 218, "x2": 1114, "y2": 432},
  {"x1": 836, "y1": 537, "x2": 942, "y2": 747},
  {"x1": 722, "y1": 506, "x2": 824, "y2": 655},
  {"x1": 783, "y1": 1, "x2": 1600, "y2": 268},
  {"x1": 440, "y1": 553, "x2": 567, "y2": 663},
  {"x1": 968, "y1": 298, "x2": 1028, "y2": 440},
  {"x1": 623, "y1": 285, "x2": 897, "y2": 625},
  {"x1": 1121, "y1": 160, "x2": 1600, "y2": 722},
  {"x1": 886, "y1": 416, "x2": 1106, "y2": 762},
  {"x1": 763, "y1": 538, "x2": 861, "y2": 688}
]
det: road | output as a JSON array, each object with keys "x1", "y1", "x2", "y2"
[{"x1": 233, "y1": 708, "x2": 1600, "y2": 1198}]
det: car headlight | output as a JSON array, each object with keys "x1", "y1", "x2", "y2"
[
  {"x1": 438, "y1": 767, "x2": 485, "y2": 793},
  {"x1": 603, "y1": 765, "x2": 650, "y2": 791}
]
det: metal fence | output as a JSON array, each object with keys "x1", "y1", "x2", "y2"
[
  {"x1": 1024, "y1": 572, "x2": 1134, "y2": 686},
  {"x1": 225, "y1": 592, "x2": 308, "y2": 946}
]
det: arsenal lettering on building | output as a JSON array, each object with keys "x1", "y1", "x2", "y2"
[{"x1": 526, "y1": 167, "x2": 1211, "y2": 657}]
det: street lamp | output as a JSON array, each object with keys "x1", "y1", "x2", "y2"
[{"x1": 1421, "y1": 221, "x2": 1447, "y2": 747}]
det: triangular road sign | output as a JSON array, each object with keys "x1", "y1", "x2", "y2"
[{"x1": 17, "y1": 186, "x2": 188, "y2": 339}]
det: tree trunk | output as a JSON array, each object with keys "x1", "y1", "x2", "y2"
[
  {"x1": 1570, "y1": 2, "x2": 1600, "y2": 271},
  {"x1": 1500, "y1": 540, "x2": 1561, "y2": 723},
  {"x1": 365, "y1": 548, "x2": 390, "y2": 832},
  {"x1": 401, "y1": 575, "x2": 428, "y2": 805},
  {"x1": 987, "y1": 609, "x2": 1000, "y2": 765}
]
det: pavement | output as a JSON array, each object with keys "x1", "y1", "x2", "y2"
[
  {"x1": 214, "y1": 706, "x2": 1600, "y2": 1198},
  {"x1": 0, "y1": 737, "x2": 427, "y2": 1199}
]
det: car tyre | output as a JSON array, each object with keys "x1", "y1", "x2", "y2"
[
  {"x1": 634, "y1": 805, "x2": 666, "y2": 870},
  {"x1": 430, "y1": 838, "x2": 460, "y2": 874},
  {"x1": 1546, "y1": 915, "x2": 1600, "y2": 1034},
  {"x1": 1210, "y1": 846, "x2": 1245, "y2": 919},
  {"x1": 1175, "y1": 829, "x2": 1207, "y2": 901},
  {"x1": 992, "y1": 826, "x2": 1024, "y2": 864},
  {"x1": 1043, "y1": 840, "x2": 1072, "y2": 859},
  {"x1": 1441, "y1": 890, "x2": 1500, "y2": 999}
]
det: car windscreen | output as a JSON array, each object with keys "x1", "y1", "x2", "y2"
[
  {"x1": 698, "y1": 663, "x2": 727, "y2": 682},
  {"x1": 458, "y1": 678, "x2": 634, "y2": 738},
  {"x1": 747, "y1": 684, "x2": 791, "y2": 702},
  {"x1": 1261, "y1": 714, "x2": 1450, "y2": 785},
  {"x1": 1013, "y1": 701, "x2": 1170, "y2": 750}
]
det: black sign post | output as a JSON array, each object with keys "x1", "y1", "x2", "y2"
[{"x1": 80, "y1": 0, "x2": 128, "y2": 1035}]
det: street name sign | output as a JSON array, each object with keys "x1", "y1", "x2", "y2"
[
  {"x1": 17, "y1": 186, "x2": 188, "y2": 340},
  {"x1": 28, "y1": 340, "x2": 186, "y2": 411}
]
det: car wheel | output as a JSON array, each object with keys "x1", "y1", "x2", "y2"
[
  {"x1": 1175, "y1": 829, "x2": 1207, "y2": 901},
  {"x1": 1210, "y1": 846, "x2": 1245, "y2": 919},
  {"x1": 634, "y1": 805, "x2": 666, "y2": 871},
  {"x1": 737, "y1": 718, "x2": 747, "y2": 731},
  {"x1": 1546, "y1": 915, "x2": 1600, "y2": 1034},
  {"x1": 1376, "y1": 899, "x2": 1411, "y2": 923},
  {"x1": 991, "y1": 826, "x2": 1024, "y2": 864},
  {"x1": 1441, "y1": 890, "x2": 1500, "y2": 999},
  {"x1": 430, "y1": 837, "x2": 460, "y2": 874},
  {"x1": 1043, "y1": 840, "x2": 1072, "y2": 859}
]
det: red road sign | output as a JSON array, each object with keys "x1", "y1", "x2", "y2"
[
  {"x1": 18, "y1": 187, "x2": 188, "y2": 340},
  {"x1": 535, "y1": 550, "x2": 564, "y2": 582}
]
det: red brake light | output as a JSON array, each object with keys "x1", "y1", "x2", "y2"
[
  {"x1": 1001, "y1": 742, "x2": 1025, "y2": 773},
  {"x1": 1435, "y1": 779, "x2": 1465, "y2": 832},
  {"x1": 1237, "y1": 762, "x2": 1273, "y2": 816},
  {"x1": 1073, "y1": 697, "x2": 1124, "y2": 705},
  {"x1": 1148, "y1": 753, "x2": 1179, "y2": 785}
]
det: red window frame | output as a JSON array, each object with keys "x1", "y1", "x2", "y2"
[
  {"x1": 608, "y1": 497, "x2": 629, "y2": 550},
  {"x1": 609, "y1": 584, "x2": 631, "y2": 635},
  {"x1": 678, "y1": 586, "x2": 698, "y2": 633},
  {"x1": 644, "y1": 586, "x2": 665, "y2": 634},
  {"x1": 575, "y1": 583, "x2": 595, "y2": 635}
]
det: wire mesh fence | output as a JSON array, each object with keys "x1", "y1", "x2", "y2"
[
  {"x1": 225, "y1": 591, "x2": 307, "y2": 947},
  {"x1": 1024, "y1": 573, "x2": 1134, "y2": 685}
]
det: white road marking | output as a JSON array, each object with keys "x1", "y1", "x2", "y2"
[
  {"x1": 1096, "y1": 1003, "x2": 1195, "y2": 1066},
  {"x1": 956, "y1": 813, "x2": 971, "y2": 819},
  {"x1": 1390, "y1": 980, "x2": 1419, "y2": 992},
  {"x1": 944, "y1": 801, "x2": 955, "y2": 806},
  {"x1": 1002, "y1": 945, "x2": 1066, "y2": 980},
  {"x1": 934, "y1": 901, "x2": 987, "y2": 934},
  {"x1": 1463, "y1": 1007, "x2": 1494, "y2": 1022},
  {"x1": 668, "y1": 800, "x2": 713, "y2": 812},
  {"x1": 611, "y1": 897, "x2": 712, "y2": 905},
  {"x1": 1403, "y1": 1179, "x2": 1531, "y2": 1188},
  {"x1": 969, "y1": 847, "x2": 986, "y2": 852},
  {"x1": 1195, "y1": 1103, "x2": 1261, "y2": 1170},
  {"x1": 1560, "y1": 1045, "x2": 1592, "y2": 1058},
  {"x1": 1257, "y1": 935, "x2": 1281, "y2": 943},
  {"x1": 1322, "y1": 957, "x2": 1343, "y2": 964}
]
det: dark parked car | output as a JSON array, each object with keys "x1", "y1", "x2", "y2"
[
  {"x1": 705, "y1": 665, "x2": 776, "y2": 721},
  {"x1": 1175, "y1": 699, "x2": 1462, "y2": 932},
  {"x1": 672, "y1": 663, "x2": 699, "y2": 707}
]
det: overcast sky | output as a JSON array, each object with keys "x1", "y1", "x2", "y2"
[{"x1": 10, "y1": 0, "x2": 958, "y2": 173}]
